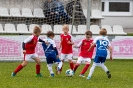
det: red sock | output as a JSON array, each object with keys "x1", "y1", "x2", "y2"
[
  {"x1": 80, "y1": 64, "x2": 90, "y2": 75},
  {"x1": 73, "y1": 64, "x2": 80, "y2": 72},
  {"x1": 70, "y1": 62, "x2": 74, "y2": 70},
  {"x1": 36, "y1": 64, "x2": 40, "y2": 74},
  {"x1": 14, "y1": 64, "x2": 23, "y2": 74}
]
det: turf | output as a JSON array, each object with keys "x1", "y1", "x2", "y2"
[{"x1": 0, "y1": 60, "x2": 133, "y2": 88}]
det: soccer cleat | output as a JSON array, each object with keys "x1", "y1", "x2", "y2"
[
  {"x1": 79, "y1": 74, "x2": 85, "y2": 77},
  {"x1": 86, "y1": 76, "x2": 91, "y2": 80},
  {"x1": 11, "y1": 72, "x2": 16, "y2": 77},
  {"x1": 36, "y1": 73, "x2": 43, "y2": 77},
  {"x1": 50, "y1": 74, "x2": 54, "y2": 77},
  {"x1": 106, "y1": 71, "x2": 111, "y2": 78}
]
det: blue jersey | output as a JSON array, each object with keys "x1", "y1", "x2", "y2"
[
  {"x1": 93, "y1": 36, "x2": 111, "y2": 58},
  {"x1": 42, "y1": 38, "x2": 57, "y2": 58}
]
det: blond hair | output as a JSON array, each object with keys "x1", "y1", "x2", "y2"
[
  {"x1": 62, "y1": 24, "x2": 69, "y2": 30},
  {"x1": 99, "y1": 28, "x2": 107, "y2": 36},
  {"x1": 33, "y1": 26, "x2": 42, "y2": 34}
]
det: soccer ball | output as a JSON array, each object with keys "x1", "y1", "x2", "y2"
[{"x1": 66, "y1": 69, "x2": 74, "y2": 77}]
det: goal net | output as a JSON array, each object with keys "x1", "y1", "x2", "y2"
[{"x1": 0, "y1": 0, "x2": 87, "y2": 61}]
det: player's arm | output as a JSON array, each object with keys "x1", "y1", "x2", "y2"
[
  {"x1": 88, "y1": 43, "x2": 96, "y2": 52},
  {"x1": 22, "y1": 35, "x2": 34, "y2": 54},
  {"x1": 74, "y1": 40, "x2": 82, "y2": 48},
  {"x1": 38, "y1": 38, "x2": 49, "y2": 44},
  {"x1": 68, "y1": 35, "x2": 74, "y2": 45},
  {"x1": 52, "y1": 41, "x2": 59, "y2": 58}
]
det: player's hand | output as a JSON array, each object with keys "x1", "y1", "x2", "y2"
[
  {"x1": 45, "y1": 41, "x2": 49, "y2": 44},
  {"x1": 68, "y1": 41, "x2": 72, "y2": 44},
  {"x1": 73, "y1": 46, "x2": 78, "y2": 48},
  {"x1": 23, "y1": 50, "x2": 26, "y2": 54},
  {"x1": 56, "y1": 55, "x2": 59, "y2": 58},
  {"x1": 50, "y1": 12, "x2": 54, "y2": 14},
  {"x1": 110, "y1": 56, "x2": 113, "y2": 61},
  {"x1": 55, "y1": 12, "x2": 59, "y2": 14}
]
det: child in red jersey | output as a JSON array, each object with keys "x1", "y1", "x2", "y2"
[
  {"x1": 12, "y1": 26, "x2": 46, "y2": 77},
  {"x1": 73, "y1": 30, "x2": 95, "y2": 77},
  {"x1": 59, "y1": 24, "x2": 74, "y2": 70}
]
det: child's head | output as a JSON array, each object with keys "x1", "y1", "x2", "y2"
[
  {"x1": 99, "y1": 28, "x2": 107, "y2": 36},
  {"x1": 47, "y1": 31, "x2": 55, "y2": 39},
  {"x1": 33, "y1": 26, "x2": 42, "y2": 36},
  {"x1": 85, "y1": 30, "x2": 92, "y2": 39},
  {"x1": 62, "y1": 24, "x2": 69, "y2": 34}
]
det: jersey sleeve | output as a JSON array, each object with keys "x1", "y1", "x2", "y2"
[
  {"x1": 24, "y1": 35, "x2": 34, "y2": 43},
  {"x1": 107, "y1": 39, "x2": 111, "y2": 46},
  {"x1": 77, "y1": 40, "x2": 83, "y2": 47},
  {"x1": 93, "y1": 37, "x2": 99, "y2": 44},
  {"x1": 52, "y1": 40, "x2": 56, "y2": 47},
  {"x1": 70, "y1": 34, "x2": 74, "y2": 42}
]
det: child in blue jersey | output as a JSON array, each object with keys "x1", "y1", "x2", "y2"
[
  {"x1": 42, "y1": 31, "x2": 62, "y2": 77},
  {"x1": 87, "y1": 28, "x2": 113, "y2": 80}
]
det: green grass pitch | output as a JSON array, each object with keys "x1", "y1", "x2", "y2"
[{"x1": 0, "y1": 60, "x2": 133, "y2": 88}]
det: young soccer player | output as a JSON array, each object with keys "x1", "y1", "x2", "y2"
[
  {"x1": 41, "y1": 31, "x2": 62, "y2": 77},
  {"x1": 73, "y1": 30, "x2": 94, "y2": 77},
  {"x1": 59, "y1": 24, "x2": 74, "y2": 71},
  {"x1": 87, "y1": 28, "x2": 113, "y2": 80},
  {"x1": 12, "y1": 26, "x2": 46, "y2": 77}
]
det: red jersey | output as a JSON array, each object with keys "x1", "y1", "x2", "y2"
[
  {"x1": 60, "y1": 33, "x2": 73, "y2": 54},
  {"x1": 77, "y1": 38, "x2": 94, "y2": 58},
  {"x1": 24, "y1": 35, "x2": 38, "y2": 54}
]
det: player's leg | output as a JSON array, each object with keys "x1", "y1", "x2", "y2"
[
  {"x1": 73, "y1": 57, "x2": 82, "y2": 73},
  {"x1": 47, "y1": 64, "x2": 54, "y2": 77},
  {"x1": 11, "y1": 54, "x2": 29, "y2": 77},
  {"x1": 55, "y1": 58, "x2": 63, "y2": 74},
  {"x1": 33, "y1": 54, "x2": 42, "y2": 77},
  {"x1": 79, "y1": 58, "x2": 91, "y2": 77},
  {"x1": 60, "y1": 53, "x2": 66, "y2": 72},
  {"x1": 67, "y1": 54, "x2": 74, "y2": 70},
  {"x1": 100, "y1": 58, "x2": 111, "y2": 78},
  {"x1": 87, "y1": 56, "x2": 100, "y2": 80}
]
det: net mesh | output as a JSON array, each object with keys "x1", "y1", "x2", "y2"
[{"x1": 0, "y1": 0, "x2": 87, "y2": 61}]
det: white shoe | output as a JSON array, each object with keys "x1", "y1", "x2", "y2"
[{"x1": 79, "y1": 74, "x2": 85, "y2": 77}]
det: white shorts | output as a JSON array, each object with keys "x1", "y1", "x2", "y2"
[
  {"x1": 24, "y1": 53, "x2": 38, "y2": 61},
  {"x1": 76, "y1": 56, "x2": 91, "y2": 64},
  {"x1": 61, "y1": 53, "x2": 73, "y2": 60}
]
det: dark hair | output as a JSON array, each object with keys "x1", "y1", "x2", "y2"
[
  {"x1": 99, "y1": 28, "x2": 107, "y2": 36},
  {"x1": 47, "y1": 31, "x2": 55, "y2": 37},
  {"x1": 85, "y1": 30, "x2": 92, "y2": 36}
]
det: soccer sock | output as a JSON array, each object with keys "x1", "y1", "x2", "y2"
[
  {"x1": 80, "y1": 64, "x2": 90, "y2": 75},
  {"x1": 70, "y1": 62, "x2": 74, "y2": 70},
  {"x1": 58, "y1": 62, "x2": 63, "y2": 70},
  {"x1": 36, "y1": 64, "x2": 40, "y2": 74},
  {"x1": 100, "y1": 63, "x2": 109, "y2": 72},
  {"x1": 73, "y1": 64, "x2": 80, "y2": 72},
  {"x1": 47, "y1": 64, "x2": 54, "y2": 74},
  {"x1": 14, "y1": 64, "x2": 23, "y2": 74},
  {"x1": 88, "y1": 64, "x2": 96, "y2": 77}
]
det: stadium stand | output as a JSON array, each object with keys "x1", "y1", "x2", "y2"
[
  {"x1": 34, "y1": 8, "x2": 45, "y2": 18},
  {"x1": 54, "y1": 25, "x2": 63, "y2": 34},
  {"x1": 17, "y1": 24, "x2": 30, "y2": 34},
  {"x1": 0, "y1": 7, "x2": 10, "y2": 17},
  {"x1": 42, "y1": 24, "x2": 53, "y2": 34},
  {"x1": 0, "y1": 24, "x2": 6, "y2": 33},
  {"x1": 78, "y1": 25, "x2": 87, "y2": 34},
  {"x1": 22, "y1": 8, "x2": 34, "y2": 17},
  {"x1": 10, "y1": 8, "x2": 22, "y2": 17},
  {"x1": 91, "y1": 10, "x2": 104, "y2": 19},
  {"x1": 5, "y1": 24, "x2": 17, "y2": 33},
  {"x1": 90, "y1": 25, "x2": 100, "y2": 34},
  {"x1": 113, "y1": 25, "x2": 127, "y2": 35},
  {"x1": 102, "y1": 25, "x2": 114, "y2": 35}
]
